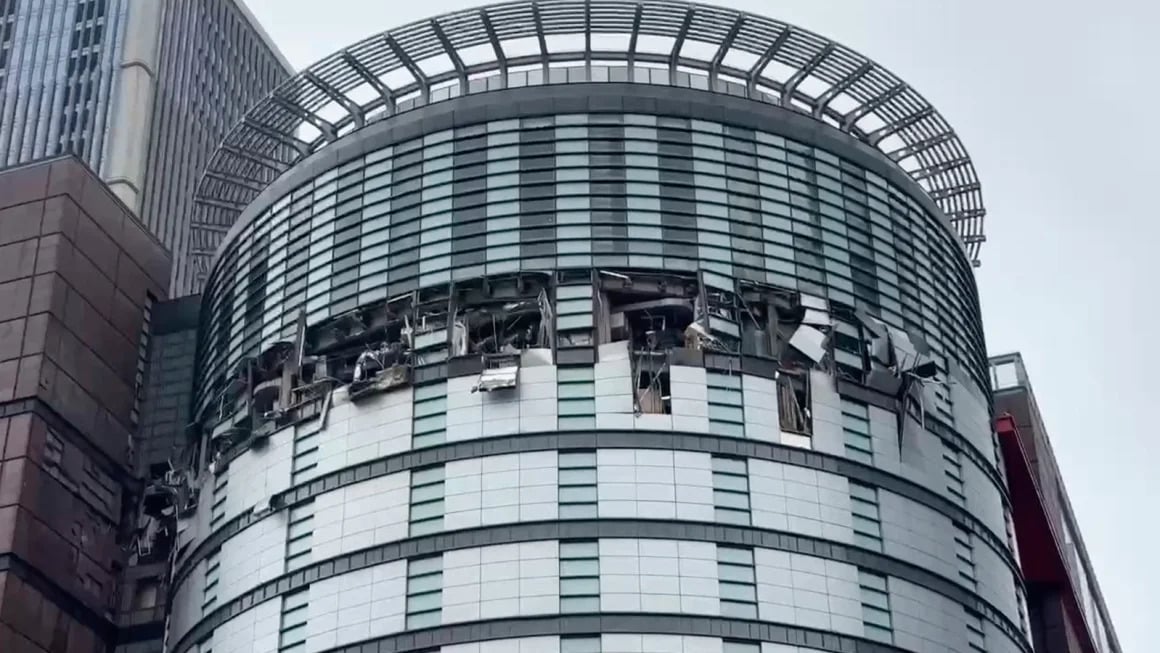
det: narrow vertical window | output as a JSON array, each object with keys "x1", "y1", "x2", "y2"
[
  {"x1": 559, "y1": 540, "x2": 600, "y2": 613},
  {"x1": 405, "y1": 555, "x2": 443, "y2": 629},
  {"x1": 717, "y1": 546, "x2": 757, "y2": 618},
  {"x1": 712, "y1": 456, "x2": 750, "y2": 525},
  {"x1": 558, "y1": 451, "x2": 598, "y2": 519},
  {"x1": 285, "y1": 502, "x2": 314, "y2": 572},
  {"x1": 409, "y1": 465, "x2": 445, "y2": 535},
  {"x1": 278, "y1": 589, "x2": 308, "y2": 653},
  {"x1": 850, "y1": 481, "x2": 883, "y2": 550},
  {"x1": 859, "y1": 569, "x2": 893, "y2": 644}
]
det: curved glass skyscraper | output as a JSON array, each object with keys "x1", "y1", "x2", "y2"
[{"x1": 166, "y1": 3, "x2": 1028, "y2": 653}]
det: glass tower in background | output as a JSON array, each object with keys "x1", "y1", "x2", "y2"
[{"x1": 0, "y1": 0, "x2": 293, "y2": 295}]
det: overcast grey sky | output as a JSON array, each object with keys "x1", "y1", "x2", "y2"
[{"x1": 244, "y1": 1, "x2": 1156, "y2": 650}]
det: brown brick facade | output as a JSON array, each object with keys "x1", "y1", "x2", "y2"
[{"x1": 0, "y1": 157, "x2": 170, "y2": 653}]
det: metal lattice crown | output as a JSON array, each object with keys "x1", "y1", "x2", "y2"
[{"x1": 197, "y1": 0, "x2": 986, "y2": 263}]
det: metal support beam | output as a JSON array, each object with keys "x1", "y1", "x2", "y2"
[
  {"x1": 188, "y1": 221, "x2": 234, "y2": 235},
  {"x1": 269, "y1": 95, "x2": 337, "y2": 143},
  {"x1": 887, "y1": 132, "x2": 956, "y2": 161},
  {"x1": 304, "y1": 71, "x2": 364, "y2": 128},
  {"x1": 928, "y1": 181, "x2": 982, "y2": 202},
  {"x1": 532, "y1": 3, "x2": 549, "y2": 75},
  {"x1": 242, "y1": 118, "x2": 312, "y2": 155},
  {"x1": 867, "y1": 106, "x2": 935, "y2": 146},
  {"x1": 812, "y1": 62, "x2": 871, "y2": 119},
  {"x1": 583, "y1": 0, "x2": 592, "y2": 65},
  {"x1": 912, "y1": 156, "x2": 972, "y2": 181},
  {"x1": 384, "y1": 34, "x2": 430, "y2": 103},
  {"x1": 221, "y1": 144, "x2": 286, "y2": 174},
  {"x1": 709, "y1": 14, "x2": 745, "y2": 87},
  {"x1": 746, "y1": 28, "x2": 790, "y2": 95},
  {"x1": 841, "y1": 82, "x2": 907, "y2": 132},
  {"x1": 627, "y1": 4, "x2": 643, "y2": 71},
  {"x1": 948, "y1": 208, "x2": 986, "y2": 223},
  {"x1": 194, "y1": 195, "x2": 247, "y2": 214},
  {"x1": 204, "y1": 171, "x2": 265, "y2": 195},
  {"x1": 342, "y1": 52, "x2": 395, "y2": 116},
  {"x1": 668, "y1": 7, "x2": 695, "y2": 84},
  {"x1": 781, "y1": 44, "x2": 833, "y2": 108},
  {"x1": 431, "y1": 20, "x2": 467, "y2": 90},
  {"x1": 480, "y1": 9, "x2": 507, "y2": 87}
]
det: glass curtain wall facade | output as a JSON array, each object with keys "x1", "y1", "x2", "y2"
[
  {"x1": 0, "y1": 0, "x2": 130, "y2": 169},
  {"x1": 165, "y1": 3, "x2": 1030, "y2": 653}
]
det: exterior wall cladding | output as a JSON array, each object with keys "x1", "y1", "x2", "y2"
[
  {"x1": 168, "y1": 3, "x2": 1032, "y2": 653},
  {"x1": 990, "y1": 355, "x2": 1120, "y2": 653},
  {"x1": 0, "y1": 156, "x2": 170, "y2": 652}
]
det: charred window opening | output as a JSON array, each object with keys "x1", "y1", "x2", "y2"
[
  {"x1": 830, "y1": 305, "x2": 868, "y2": 382},
  {"x1": 206, "y1": 364, "x2": 248, "y2": 426},
  {"x1": 406, "y1": 285, "x2": 453, "y2": 365},
  {"x1": 596, "y1": 270, "x2": 699, "y2": 350},
  {"x1": 698, "y1": 270, "x2": 764, "y2": 354},
  {"x1": 854, "y1": 308, "x2": 940, "y2": 445},
  {"x1": 777, "y1": 371, "x2": 812, "y2": 435},
  {"x1": 249, "y1": 341, "x2": 297, "y2": 419},
  {"x1": 451, "y1": 273, "x2": 552, "y2": 393},
  {"x1": 738, "y1": 282, "x2": 833, "y2": 369},
  {"x1": 779, "y1": 293, "x2": 832, "y2": 368},
  {"x1": 305, "y1": 296, "x2": 416, "y2": 400},
  {"x1": 596, "y1": 270, "x2": 701, "y2": 415},
  {"x1": 451, "y1": 273, "x2": 552, "y2": 357},
  {"x1": 739, "y1": 300, "x2": 774, "y2": 358},
  {"x1": 636, "y1": 365, "x2": 671, "y2": 415}
]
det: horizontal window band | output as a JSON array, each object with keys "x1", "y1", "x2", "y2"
[
  {"x1": 315, "y1": 613, "x2": 909, "y2": 653},
  {"x1": 209, "y1": 356, "x2": 1009, "y2": 506},
  {"x1": 170, "y1": 521, "x2": 1026, "y2": 653},
  {"x1": 177, "y1": 429, "x2": 1019, "y2": 596}
]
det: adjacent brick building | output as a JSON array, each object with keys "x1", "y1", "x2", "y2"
[
  {"x1": 991, "y1": 354, "x2": 1121, "y2": 653},
  {"x1": 0, "y1": 156, "x2": 169, "y2": 653}
]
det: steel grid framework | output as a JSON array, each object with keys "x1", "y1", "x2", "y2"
[{"x1": 197, "y1": 0, "x2": 987, "y2": 262}]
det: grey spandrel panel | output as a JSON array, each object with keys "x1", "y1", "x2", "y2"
[
  {"x1": 897, "y1": 417, "x2": 945, "y2": 499},
  {"x1": 877, "y1": 492, "x2": 959, "y2": 585},
  {"x1": 950, "y1": 372, "x2": 999, "y2": 466},
  {"x1": 972, "y1": 542, "x2": 1023, "y2": 626},
  {"x1": 962, "y1": 460, "x2": 1009, "y2": 546}
]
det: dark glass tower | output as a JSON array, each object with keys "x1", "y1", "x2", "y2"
[{"x1": 165, "y1": 3, "x2": 1029, "y2": 653}]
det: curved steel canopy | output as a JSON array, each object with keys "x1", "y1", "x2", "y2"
[{"x1": 196, "y1": 0, "x2": 986, "y2": 263}]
